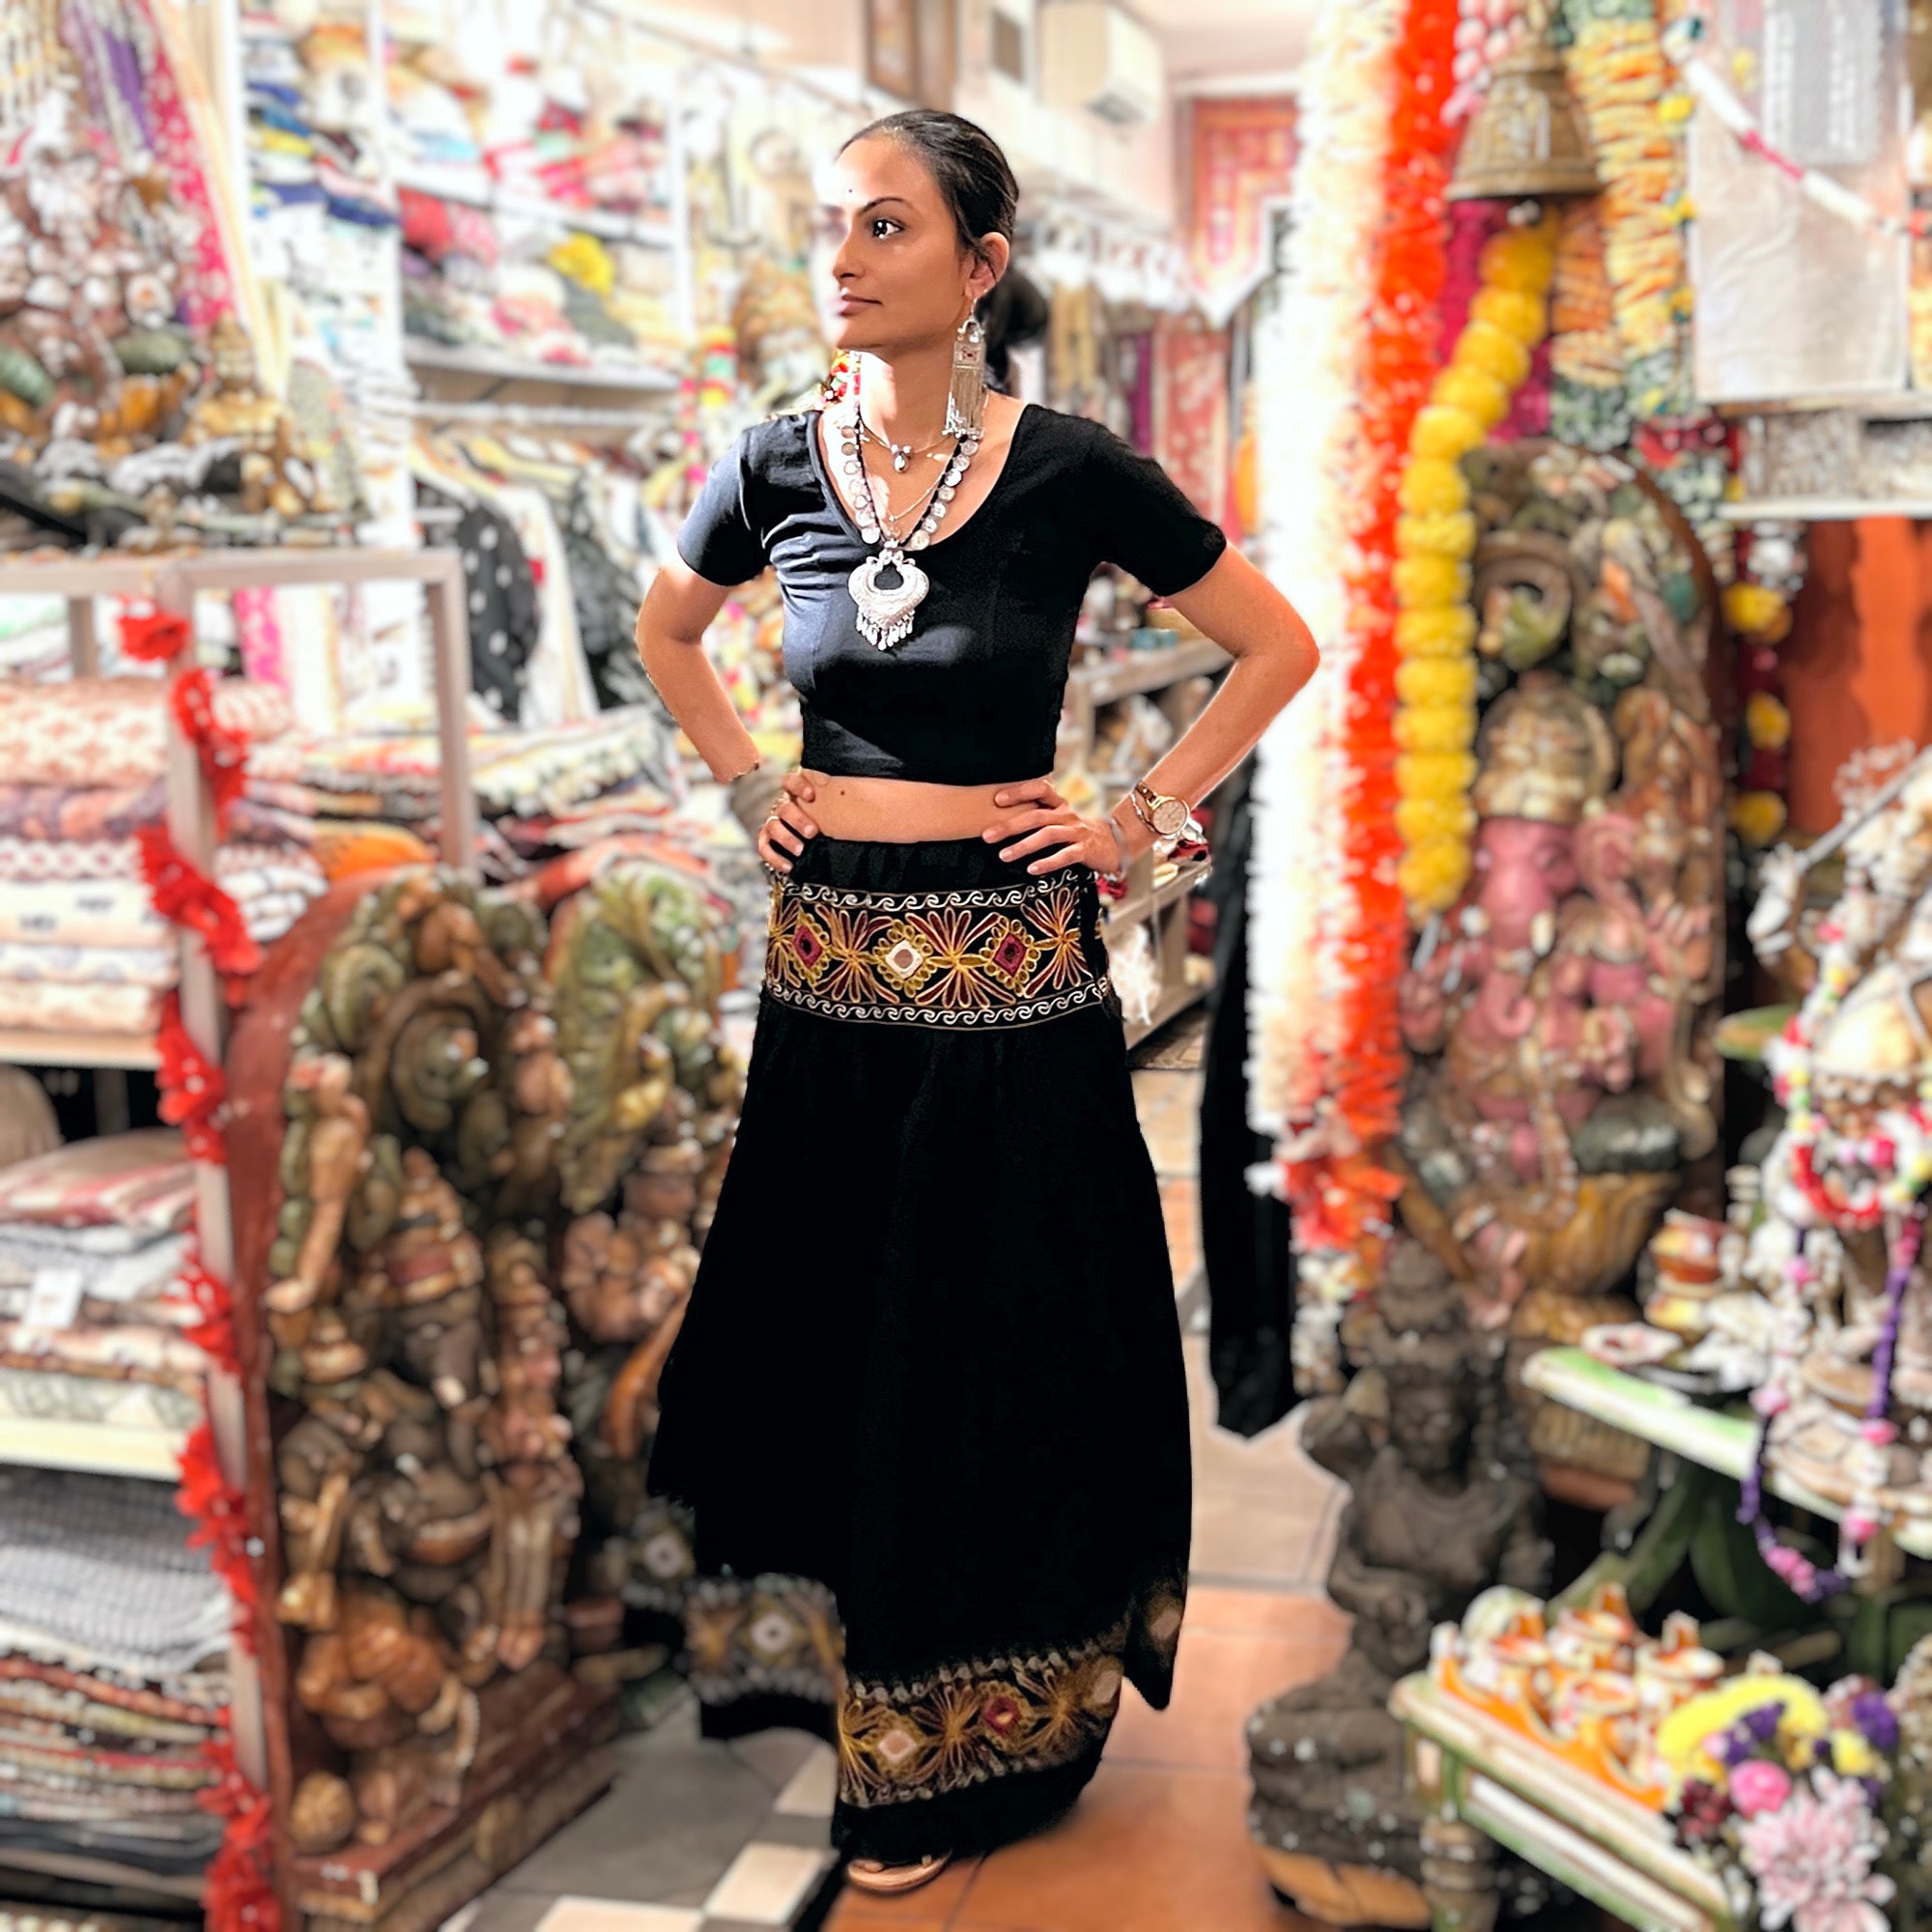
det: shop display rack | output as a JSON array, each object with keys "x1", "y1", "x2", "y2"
[
  {"x1": 0, "y1": 1029, "x2": 163, "y2": 1069},
  {"x1": 1392, "y1": 1671, "x2": 1738, "y2": 1932},
  {"x1": 0, "y1": 1414, "x2": 189, "y2": 1482},
  {"x1": 403, "y1": 340, "x2": 683, "y2": 394},
  {"x1": 1522, "y1": 1345, "x2": 1932, "y2": 1562},
  {"x1": 1063, "y1": 636, "x2": 1230, "y2": 1048},
  {"x1": 1391, "y1": 1345, "x2": 1932, "y2": 1932},
  {"x1": 389, "y1": 163, "x2": 679, "y2": 249},
  {"x1": 0, "y1": 548, "x2": 478, "y2": 1915}
]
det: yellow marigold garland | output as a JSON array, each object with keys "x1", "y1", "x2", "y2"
[{"x1": 1393, "y1": 214, "x2": 1557, "y2": 920}]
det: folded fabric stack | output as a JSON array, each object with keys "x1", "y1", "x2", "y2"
[
  {"x1": 0, "y1": 677, "x2": 327, "y2": 1035},
  {"x1": 296, "y1": 706, "x2": 683, "y2": 876},
  {"x1": 241, "y1": 10, "x2": 402, "y2": 386},
  {"x1": 0, "y1": 1132, "x2": 203, "y2": 1449},
  {"x1": 0, "y1": 1464, "x2": 229, "y2": 1878},
  {"x1": 384, "y1": 31, "x2": 680, "y2": 372},
  {"x1": 0, "y1": 597, "x2": 70, "y2": 680}
]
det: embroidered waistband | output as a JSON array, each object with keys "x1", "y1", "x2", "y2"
[{"x1": 761, "y1": 871, "x2": 1112, "y2": 1028}]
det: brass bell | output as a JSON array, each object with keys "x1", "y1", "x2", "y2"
[{"x1": 1449, "y1": 0, "x2": 1601, "y2": 202}]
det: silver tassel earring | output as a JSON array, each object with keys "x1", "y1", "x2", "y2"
[{"x1": 944, "y1": 314, "x2": 987, "y2": 440}]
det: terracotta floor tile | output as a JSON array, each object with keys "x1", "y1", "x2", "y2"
[
  {"x1": 1107, "y1": 1622, "x2": 1350, "y2": 1774},
  {"x1": 822, "y1": 1916, "x2": 950, "y2": 1932},
  {"x1": 1192, "y1": 1485, "x2": 1339, "y2": 1591},
  {"x1": 1131, "y1": 1068, "x2": 1202, "y2": 1179},
  {"x1": 1182, "y1": 1586, "x2": 1348, "y2": 1642},
  {"x1": 951, "y1": 1763, "x2": 1307, "y2": 1932},
  {"x1": 826, "y1": 1856, "x2": 986, "y2": 1923},
  {"x1": 1158, "y1": 1176, "x2": 1200, "y2": 1283}
]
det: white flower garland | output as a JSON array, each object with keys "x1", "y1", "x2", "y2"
[{"x1": 1247, "y1": 0, "x2": 1401, "y2": 1145}]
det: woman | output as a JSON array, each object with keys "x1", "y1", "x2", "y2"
[{"x1": 636, "y1": 108, "x2": 1318, "y2": 1893}]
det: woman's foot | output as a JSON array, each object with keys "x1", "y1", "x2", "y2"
[{"x1": 843, "y1": 1853, "x2": 953, "y2": 1895}]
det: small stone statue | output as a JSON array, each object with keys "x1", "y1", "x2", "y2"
[{"x1": 1249, "y1": 1241, "x2": 1550, "y2": 1927}]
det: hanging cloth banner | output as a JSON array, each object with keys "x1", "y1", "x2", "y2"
[{"x1": 1186, "y1": 97, "x2": 1298, "y2": 328}]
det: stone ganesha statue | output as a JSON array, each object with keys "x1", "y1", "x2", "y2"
[{"x1": 1248, "y1": 1242, "x2": 1550, "y2": 1928}]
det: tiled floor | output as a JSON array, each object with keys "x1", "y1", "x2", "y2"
[{"x1": 453, "y1": 1027, "x2": 1350, "y2": 1932}]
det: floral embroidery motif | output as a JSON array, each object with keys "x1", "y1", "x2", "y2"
[
  {"x1": 618, "y1": 1497, "x2": 696, "y2": 1620},
  {"x1": 683, "y1": 1574, "x2": 843, "y2": 1711},
  {"x1": 837, "y1": 1579, "x2": 1188, "y2": 1809},
  {"x1": 763, "y1": 875, "x2": 1112, "y2": 1028}
]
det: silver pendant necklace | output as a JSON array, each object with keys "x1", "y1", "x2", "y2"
[
  {"x1": 857, "y1": 415, "x2": 951, "y2": 473},
  {"x1": 835, "y1": 402, "x2": 979, "y2": 651}
]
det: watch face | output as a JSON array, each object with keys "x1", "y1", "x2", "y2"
[{"x1": 1151, "y1": 795, "x2": 1187, "y2": 837}]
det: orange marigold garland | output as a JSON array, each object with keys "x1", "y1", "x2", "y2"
[{"x1": 1284, "y1": 0, "x2": 1459, "y2": 1387}]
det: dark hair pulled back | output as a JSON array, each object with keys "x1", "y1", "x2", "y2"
[{"x1": 839, "y1": 109, "x2": 1017, "y2": 274}]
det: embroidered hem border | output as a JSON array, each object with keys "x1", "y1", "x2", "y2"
[
  {"x1": 682, "y1": 1574, "x2": 843, "y2": 1711},
  {"x1": 837, "y1": 1579, "x2": 1187, "y2": 1811},
  {"x1": 762, "y1": 871, "x2": 1112, "y2": 1029}
]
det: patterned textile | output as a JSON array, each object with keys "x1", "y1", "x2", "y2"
[
  {"x1": 0, "y1": 880, "x2": 170, "y2": 950},
  {"x1": 0, "y1": 782, "x2": 164, "y2": 842},
  {"x1": 0, "y1": 980, "x2": 160, "y2": 1035},
  {"x1": 619, "y1": 1493, "x2": 697, "y2": 1622},
  {"x1": 0, "y1": 1227, "x2": 185, "y2": 1299},
  {"x1": 0, "y1": 1673, "x2": 213, "y2": 1747},
  {"x1": 0, "y1": 837, "x2": 323, "y2": 883},
  {"x1": 0, "y1": 1366, "x2": 200, "y2": 1433},
  {"x1": 762, "y1": 870, "x2": 1115, "y2": 1029},
  {"x1": 683, "y1": 1575, "x2": 842, "y2": 1716},
  {"x1": 228, "y1": 798, "x2": 315, "y2": 845},
  {"x1": 443, "y1": 492, "x2": 539, "y2": 723},
  {"x1": 0, "y1": 677, "x2": 292, "y2": 788},
  {"x1": 0, "y1": 1656, "x2": 224, "y2": 1722},
  {"x1": 838, "y1": 1580, "x2": 1184, "y2": 1812},
  {"x1": 295, "y1": 707, "x2": 671, "y2": 817},
  {"x1": 0, "y1": 943, "x2": 177, "y2": 988},
  {"x1": 0, "y1": 1466, "x2": 231, "y2": 1679},
  {"x1": 0, "y1": 1320, "x2": 205, "y2": 1392},
  {"x1": 0, "y1": 1133, "x2": 191, "y2": 1234}
]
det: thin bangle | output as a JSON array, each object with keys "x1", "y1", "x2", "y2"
[{"x1": 723, "y1": 752, "x2": 764, "y2": 783}]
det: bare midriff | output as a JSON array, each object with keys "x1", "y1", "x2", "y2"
[{"x1": 804, "y1": 773, "x2": 1055, "y2": 842}]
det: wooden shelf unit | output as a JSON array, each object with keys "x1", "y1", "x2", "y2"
[
  {"x1": 0, "y1": 1414, "x2": 190, "y2": 1482},
  {"x1": 0, "y1": 1029, "x2": 160, "y2": 1069},
  {"x1": 1063, "y1": 638, "x2": 1230, "y2": 1050},
  {"x1": 404, "y1": 339, "x2": 682, "y2": 393},
  {"x1": 389, "y1": 164, "x2": 678, "y2": 248},
  {"x1": 0, "y1": 550, "x2": 478, "y2": 1918}
]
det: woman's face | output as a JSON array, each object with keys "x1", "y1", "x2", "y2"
[{"x1": 813, "y1": 134, "x2": 1007, "y2": 355}]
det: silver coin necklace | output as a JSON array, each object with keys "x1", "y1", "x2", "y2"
[{"x1": 836, "y1": 403, "x2": 980, "y2": 651}]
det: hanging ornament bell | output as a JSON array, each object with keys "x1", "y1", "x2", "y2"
[{"x1": 1448, "y1": 2, "x2": 1601, "y2": 202}]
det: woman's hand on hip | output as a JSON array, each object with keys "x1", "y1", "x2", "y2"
[
  {"x1": 981, "y1": 779, "x2": 1127, "y2": 876},
  {"x1": 758, "y1": 767, "x2": 823, "y2": 874}
]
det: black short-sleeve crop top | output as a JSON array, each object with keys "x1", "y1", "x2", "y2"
[{"x1": 675, "y1": 403, "x2": 1229, "y2": 785}]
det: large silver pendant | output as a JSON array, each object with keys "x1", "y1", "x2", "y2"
[{"x1": 848, "y1": 547, "x2": 928, "y2": 650}]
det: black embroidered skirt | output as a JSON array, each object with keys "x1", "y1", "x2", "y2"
[{"x1": 647, "y1": 833, "x2": 1193, "y2": 1864}]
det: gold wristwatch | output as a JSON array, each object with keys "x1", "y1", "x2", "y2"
[{"x1": 1129, "y1": 780, "x2": 1192, "y2": 841}]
